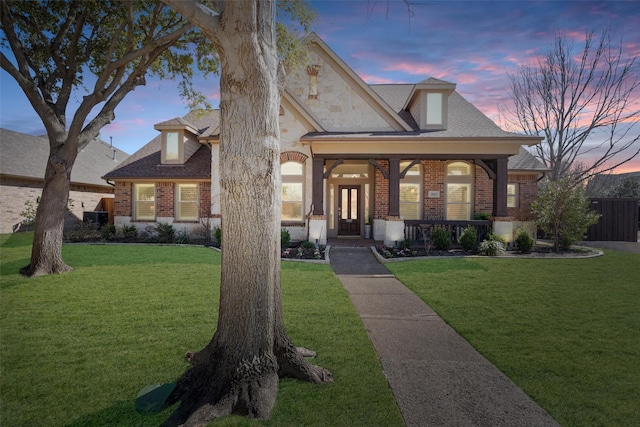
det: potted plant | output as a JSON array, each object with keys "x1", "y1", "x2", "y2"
[{"x1": 364, "y1": 215, "x2": 372, "y2": 239}]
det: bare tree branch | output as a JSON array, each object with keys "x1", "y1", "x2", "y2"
[{"x1": 502, "y1": 30, "x2": 640, "y2": 183}]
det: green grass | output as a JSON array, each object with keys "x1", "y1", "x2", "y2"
[
  {"x1": 1, "y1": 233, "x2": 402, "y2": 427},
  {"x1": 386, "y1": 253, "x2": 640, "y2": 427}
]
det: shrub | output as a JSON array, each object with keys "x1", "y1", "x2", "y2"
[
  {"x1": 65, "y1": 222, "x2": 101, "y2": 242},
  {"x1": 459, "y1": 225, "x2": 478, "y2": 252},
  {"x1": 280, "y1": 228, "x2": 290, "y2": 249},
  {"x1": 486, "y1": 232, "x2": 507, "y2": 245},
  {"x1": 214, "y1": 226, "x2": 222, "y2": 246},
  {"x1": 514, "y1": 227, "x2": 534, "y2": 254},
  {"x1": 300, "y1": 240, "x2": 315, "y2": 249},
  {"x1": 478, "y1": 239, "x2": 505, "y2": 256},
  {"x1": 396, "y1": 238, "x2": 413, "y2": 250},
  {"x1": 175, "y1": 231, "x2": 191, "y2": 244},
  {"x1": 154, "y1": 223, "x2": 175, "y2": 243},
  {"x1": 100, "y1": 224, "x2": 116, "y2": 241},
  {"x1": 431, "y1": 226, "x2": 452, "y2": 250},
  {"x1": 532, "y1": 177, "x2": 601, "y2": 251},
  {"x1": 120, "y1": 225, "x2": 138, "y2": 240},
  {"x1": 474, "y1": 211, "x2": 490, "y2": 220}
]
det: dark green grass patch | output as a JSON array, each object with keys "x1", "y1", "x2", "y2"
[
  {"x1": 386, "y1": 253, "x2": 640, "y2": 426},
  {"x1": 1, "y1": 234, "x2": 402, "y2": 426}
]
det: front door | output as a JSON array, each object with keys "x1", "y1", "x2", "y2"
[{"x1": 338, "y1": 185, "x2": 360, "y2": 236}]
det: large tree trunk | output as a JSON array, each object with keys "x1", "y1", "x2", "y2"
[
  {"x1": 164, "y1": 2, "x2": 330, "y2": 426},
  {"x1": 21, "y1": 140, "x2": 76, "y2": 277}
]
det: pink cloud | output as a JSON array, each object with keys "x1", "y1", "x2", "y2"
[
  {"x1": 358, "y1": 73, "x2": 397, "y2": 84},
  {"x1": 383, "y1": 62, "x2": 437, "y2": 76}
]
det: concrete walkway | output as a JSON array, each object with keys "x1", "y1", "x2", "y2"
[{"x1": 329, "y1": 247, "x2": 559, "y2": 427}]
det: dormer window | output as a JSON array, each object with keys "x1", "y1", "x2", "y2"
[
  {"x1": 426, "y1": 92, "x2": 443, "y2": 126},
  {"x1": 404, "y1": 78, "x2": 455, "y2": 131},
  {"x1": 165, "y1": 131, "x2": 180, "y2": 162},
  {"x1": 161, "y1": 130, "x2": 186, "y2": 164}
]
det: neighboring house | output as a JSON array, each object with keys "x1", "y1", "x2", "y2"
[
  {"x1": 0, "y1": 128, "x2": 129, "y2": 234},
  {"x1": 104, "y1": 34, "x2": 546, "y2": 245}
]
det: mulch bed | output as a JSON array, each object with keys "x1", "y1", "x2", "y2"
[{"x1": 375, "y1": 243, "x2": 599, "y2": 259}]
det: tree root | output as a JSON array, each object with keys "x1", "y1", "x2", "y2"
[
  {"x1": 20, "y1": 262, "x2": 74, "y2": 277},
  {"x1": 276, "y1": 338, "x2": 333, "y2": 384},
  {"x1": 164, "y1": 351, "x2": 279, "y2": 427}
]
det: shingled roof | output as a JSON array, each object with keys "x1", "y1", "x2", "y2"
[
  {"x1": 0, "y1": 128, "x2": 129, "y2": 187},
  {"x1": 103, "y1": 110, "x2": 219, "y2": 180}
]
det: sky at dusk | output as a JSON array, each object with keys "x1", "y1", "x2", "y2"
[{"x1": 1, "y1": 0, "x2": 639, "y2": 172}]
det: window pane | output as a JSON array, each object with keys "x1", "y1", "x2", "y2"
[
  {"x1": 282, "y1": 183, "x2": 302, "y2": 202},
  {"x1": 282, "y1": 202, "x2": 302, "y2": 221},
  {"x1": 282, "y1": 183, "x2": 302, "y2": 221},
  {"x1": 447, "y1": 203, "x2": 470, "y2": 220},
  {"x1": 447, "y1": 183, "x2": 470, "y2": 203},
  {"x1": 179, "y1": 184, "x2": 197, "y2": 201},
  {"x1": 350, "y1": 189, "x2": 358, "y2": 219},
  {"x1": 177, "y1": 184, "x2": 198, "y2": 220},
  {"x1": 507, "y1": 184, "x2": 517, "y2": 208},
  {"x1": 341, "y1": 188, "x2": 348, "y2": 220},
  {"x1": 136, "y1": 184, "x2": 155, "y2": 201},
  {"x1": 281, "y1": 161, "x2": 303, "y2": 176},
  {"x1": 400, "y1": 183, "x2": 420, "y2": 202},
  {"x1": 400, "y1": 161, "x2": 420, "y2": 176},
  {"x1": 447, "y1": 162, "x2": 471, "y2": 176},
  {"x1": 135, "y1": 184, "x2": 155, "y2": 220},
  {"x1": 400, "y1": 203, "x2": 420, "y2": 220},
  {"x1": 166, "y1": 132, "x2": 179, "y2": 160},
  {"x1": 427, "y1": 93, "x2": 442, "y2": 124},
  {"x1": 179, "y1": 203, "x2": 198, "y2": 220},
  {"x1": 136, "y1": 202, "x2": 155, "y2": 220}
]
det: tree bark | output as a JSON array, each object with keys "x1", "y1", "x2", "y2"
[
  {"x1": 163, "y1": 2, "x2": 330, "y2": 425},
  {"x1": 21, "y1": 139, "x2": 76, "y2": 277}
]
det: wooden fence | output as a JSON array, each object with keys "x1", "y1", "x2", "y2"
[{"x1": 587, "y1": 198, "x2": 639, "y2": 242}]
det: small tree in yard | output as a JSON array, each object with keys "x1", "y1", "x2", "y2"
[
  {"x1": 532, "y1": 177, "x2": 600, "y2": 251},
  {"x1": 1, "y1": 0, "x2": 217, "y2": 277}
]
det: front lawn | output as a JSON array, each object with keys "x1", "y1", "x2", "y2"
[
  {"x1": 386, "y1": 253, "x2": 640, "y2": 427},
  {"x1": 0, "y1": 233, "x2": 402, "y2": 426}
]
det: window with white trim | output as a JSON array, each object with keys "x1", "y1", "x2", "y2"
[
  {"x1": 507, "y1": 183, "x2": 518, "y2": 208},
  {"x1": 177, "y1": 183, "x2": 198, "y2": 221},
  {"x1": 164, "y1": 131, "x2": 180, "y2": 162},
  {"x1": 400, "y1": 161, "x2": 422, "y2": 220},
  {"x1": 134, "y1": 183, "x2": 155, "y2": 221},
  {"x1": 446, "y1": 162, "x2": 473, "y2": 220},
  {"x1": 281, "y1": 161, "x2": 304, "y2": 221}
]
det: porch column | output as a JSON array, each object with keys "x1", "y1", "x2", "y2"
[
  {"x1": 493, "y1": 158, "x2": 508, "y2": 217},
  {"x1": 312, "y1": 156, "x2": 324, "y2": 215},
  {"x1": 388, "y1": 157, "x2": 400, "y2": 217}
]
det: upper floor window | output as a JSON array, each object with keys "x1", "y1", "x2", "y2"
[
  {"x1": 162, "y1": 131, "x2": 183, "y2": 164},
  {"x1": 281, "y1": 161, "x2": 304, "y2": 222},
  {"x1": 426, "y1": 93, "x2": 443, "y2": 125},
  {"x1": 400, "y1": 161, "x2": 422, "y2": 220},
  {"x1": 134, "y1": 183, "x2": 155, "y2": 221},
  {"x1": 446, "y1": 162, "x2": 473, "y2": 220},
  {"x1": 176, "y1": 183, "x2": 198, "y2": 221}
]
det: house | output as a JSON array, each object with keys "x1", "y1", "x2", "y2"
[
  {"x1": 103, "y1": 34, "x2": 546, "y2": 246},
  {"x1": 0, "y1": 128, "x2": 129, "y2": 234}
]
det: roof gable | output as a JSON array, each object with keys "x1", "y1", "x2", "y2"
[{"x1": 283, "y1": 33, "x2": 412, "y2": 132}]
